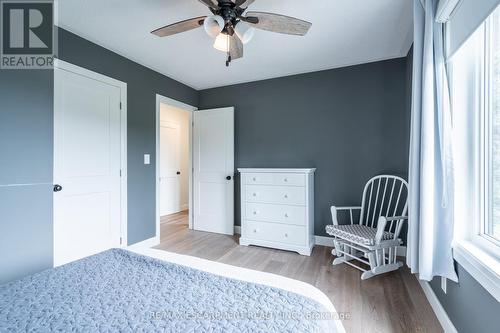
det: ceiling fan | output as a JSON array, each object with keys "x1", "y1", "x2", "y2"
[{"x1": 151, "y1": 0, "x2": 312, "y2": 66}]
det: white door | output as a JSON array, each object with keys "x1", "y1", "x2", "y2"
[
  {"x1": 193, "y1": 107, "x2": 234, "y2": 235},
  {"x1": 54, "y1": 66, "x2": 123, "y2": 266},
  {"x1": 159, "y1": 120, "x2": 181, "y2": 216}
]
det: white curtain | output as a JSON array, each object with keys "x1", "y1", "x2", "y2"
[{"x1": 407, "y1": 0, "x2": 458, "y2": 282}]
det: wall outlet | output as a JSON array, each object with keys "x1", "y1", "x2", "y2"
[
  {"x1": 144, "y1": 154, "x2": 150, "y2": 165},
  {"x1": 441, "y1": 276, "x2": 447, "y2": 293}
]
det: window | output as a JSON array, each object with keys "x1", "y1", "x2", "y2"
[
  {"x1": 450, "y1": 5, "x2": 500, "y2": 302},
  {"x1": 453, "y1": 4, "x2": 500, "y2": 252},
  {"x1": 487, "y1": 7, "x2": 500, "y2": 243},
  {"x1": 453, "y1": 4, "x2": 500, "y2": 253}
]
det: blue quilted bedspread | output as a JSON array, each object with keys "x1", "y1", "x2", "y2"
[{"x1": 0, "y1": 249, "x2": 337, "y2": 332}]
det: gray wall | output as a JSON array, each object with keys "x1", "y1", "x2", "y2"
[
  {"x1": 58, "y1": 28, "x2": 198, "y2": 245},
  {"x1": 199, "y1": 58, "x2": 411, "y2": 236},
  {"x1": 430, "y1": 264, "x2": 500, "y2": 332},
  {"x1": 0, "y1": 28, "x2": 198, "y2": 284},
  {"x1": 0, "y1": 70, "x2": 54, "y2": 284}
]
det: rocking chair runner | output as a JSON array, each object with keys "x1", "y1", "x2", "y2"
[{"x1": 326, "y1": 175, "x2": 408, "y2": 280}]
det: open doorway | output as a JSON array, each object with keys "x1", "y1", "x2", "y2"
[{"x1": 156, "y1": 95, "x2": 196, "y2": 240}]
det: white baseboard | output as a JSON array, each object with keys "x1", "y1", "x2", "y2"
[
  {"x1": 127, "y1": 235, "x2": 160, "y2": 250},
  {"x1": 180, "y1": 204, "x2": 189, "y2": 211},
  {"x1": 418, "y1": 279, "x2": 458, "y2": 333},
  {"x1": 314, "y1": 235, "x2": 334, "y2": 247},
  {"x1": 397, "y1": 246, "x2": 407, "y2": 257}
]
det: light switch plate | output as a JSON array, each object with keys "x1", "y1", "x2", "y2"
[{"x1": 144, "y1": 154, "x2": 150, "y2": 165}]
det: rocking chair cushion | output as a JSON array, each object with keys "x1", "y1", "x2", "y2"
[{"x1": 325, "y1": 224, "x2": 394, "y2": 246}]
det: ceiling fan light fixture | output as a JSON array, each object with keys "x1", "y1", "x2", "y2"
[
  {"x1": 213, "y1": 33, "x2": 230, "y2": 52},
  {"x1": 203, "y1": 15, "x2": 225, "y2": 38},
  {"x1": 234, "y1": 21, "x2": 255, "y2": 44},
  {"x1": 152, "y1": 0, "x2": 312, "y2": 65}
]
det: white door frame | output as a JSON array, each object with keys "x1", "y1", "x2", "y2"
[
  {"x1": 53, "y1": 59, "x2": 128, "y2": 248},
  {"x1": 156, "y1": 94, "x2": 197, "y2": 239}
]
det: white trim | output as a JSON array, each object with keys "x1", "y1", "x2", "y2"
[
  {"x1": 449, "y1": 18, "x2": 500, "y2": 302},
  {"x1": 155, "y1": 95, "x2": 197, "y2": 244},
  {"x1": 436, "y1": 0, "x2": 462, "y2": 23},
  {"x1": 397, "y1": 246, "x2": 407, "y2": 257},
  {"x1": 314, "y1": 235, "x2": 334, "y2": 247},
  {"x1": 54, "y1": 59, "x2": 125, "y2": 91},
  {"x1": 120, "y1": 79, "x2": 128, "y2": 246},
  {"x1": 237, "y1": 168, "x2": 316, "y2": 174},
  {"x1": 126, "y1": 236, "x2": 160, "y2": 250},
  {"x1": 53, "y1": 59, "x2": 128, "y2": 247},
  {"x1": 180, "y1": 204, "x2": 189, "y2": 211},
  {"x1": 453, "y1": 241, "x2": 500, "y2": 302},
  {"x1": 417, "y1": 279, "x2": 458, "y2": 333}
]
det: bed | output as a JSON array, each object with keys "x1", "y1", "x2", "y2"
[{"x1": 0, "y1": 247, "x2": 345, "y2": 332}]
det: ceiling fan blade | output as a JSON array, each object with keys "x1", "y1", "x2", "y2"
[
  {"x1": 229, "y1": 34, "x2": 243, "y2": 60},
  {"x1": 151, "y1": 16, "x2": 206, "y2": 37},
  {"x1": 198, "y1": 0, "x2": 218, "y2": 10},
  {"x1": 245, "y1": 11, "x2": 312, "y2": 36},
  {"x1": 234, "y1": 0, "x2": 255, "y2": 8}
]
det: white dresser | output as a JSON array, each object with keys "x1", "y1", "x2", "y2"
[{"x1": 238, "y1": 168, "x2": 315, "y2": 256}]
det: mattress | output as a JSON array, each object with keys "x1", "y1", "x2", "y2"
[{"x1": 0, "y1": 248, "x2": 345, "y2": 332}]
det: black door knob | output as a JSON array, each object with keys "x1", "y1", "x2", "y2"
[
  {"x1": 226, "y1": 176, "x2": 232, "y2": 180},
  {"x1": 53, "y1": 184, "x2": 63, "y2": 192},
  {"x1": 176, "y1": 171, "x2": 181, "y2": 175}
]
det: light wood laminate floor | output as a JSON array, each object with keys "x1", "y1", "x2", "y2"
[{"x1": 155, "y1": 211, "x2": 442, "y2": 333}]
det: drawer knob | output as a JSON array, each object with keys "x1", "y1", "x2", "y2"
[
  {"x1": 284, "y1": 213, "x2": 289, "y2": 218},
  {"x1": 284, "y1": 178, "x2": 288, "y2": 182},
  {"x1": 284, "y1": 194, "x2": 288, "y2": 198},
  {"x1": 284, "y1": 233, "x2": 288, "y2": 238},
  {"x1": 253, "y1": 229, "x2": 258, "y2": 233},
  {"x1": 253, "y1": 193, "x2": 257, "y2": 197},
  {"x1": 253, "y1": 211, "x2": 258, "y2": 215},
  {"x1": 252, "y1": 177, "x2": 257, "y2": 181}
]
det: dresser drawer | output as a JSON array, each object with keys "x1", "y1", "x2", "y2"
[
  {"x1": 273, "y1": 173, "x2": 305, "y2": 186},
  {"x1": 244, "y1": 203, "x2": 306, "y2": 226},
  {"x1": 242, "y1": 173, "x2": 274, "y2": 185},
  {"x1": 244, "y1": 185, "x2": 305, "y2": 205},
  {"x1": 242, "y1": 172, "x2": 305, "y2": 186},
  {"x1": 242, "y1": 220, "x2": 306, "y2": 246}
]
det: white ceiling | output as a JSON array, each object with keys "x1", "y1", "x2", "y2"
[{"x1": 57, "y1": 0, "x2": 413, "y2": 90}]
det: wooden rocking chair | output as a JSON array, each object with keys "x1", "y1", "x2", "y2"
[{"x1": 326, "y1": 175, "x2": 408, "y2": 280}]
